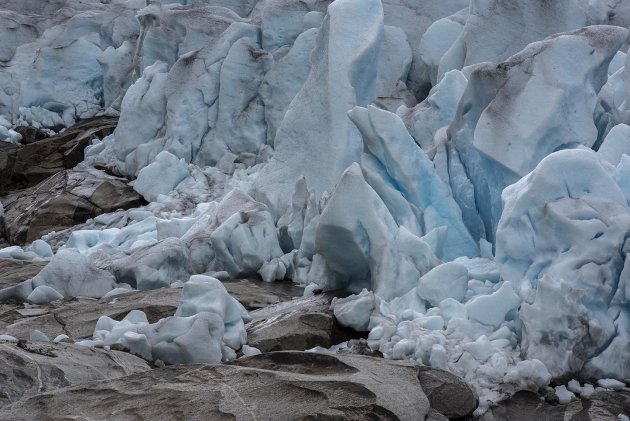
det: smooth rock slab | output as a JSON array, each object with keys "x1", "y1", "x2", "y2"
[
  {"x1": 0, "y1": 352, "x2": 477, "y2": 420},
  {"x1": 0, "y1": 340, "x2": 150, "y2": 406}
]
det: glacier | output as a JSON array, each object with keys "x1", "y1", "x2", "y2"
[{"x1": 1, "y1": 0, "x2": 630, "y2": 415}]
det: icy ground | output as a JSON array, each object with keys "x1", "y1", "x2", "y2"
[{"x1": 2, "y1": 0, "x2": 630, "y2": 414}]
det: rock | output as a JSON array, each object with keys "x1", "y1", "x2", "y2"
[
  {"x1": 1, "y1": 311, "x2": 66, "y2": 342},
  {"x1": 12, "y1": 126, "x2": 48, "y2": 145},
  {"x1": 0, "y1": 142, "x2": 21, "y2": 196},
  {"x1": 0, "y1": 288, "x2": 181, "y2": 341},
  {"x1": 0, "y1": 259, "x2": 47, "y2": 289},
  {"x1": 54, "y1": 289, "x2": 181, "y2": 340},
  {"x1": 1, "y1": 279, "x2": 303, "y2": 342},
  {"x1": 222, "y1": 278, "x2": 303, "y2": 310},
  {"x1": 0, "y1": 340, "x2": 150, "y2": 406},
  {"x1": 246, "y1": 293, "x2": 362, "y2": 352},
  {"x1": 583, "y1": 390, "x2": 630, "y2": 418},
  {"x1": 0, "y1": 352, "x2": 477, "y2": 420},
  {"x1": 0, "y1": 168, "x2": 145, "y2": 244},
  {"x1": 339, "y1": 338, "x2": 383, "y2": 358},
  {"x1": 10, "y1": 118, "x2": 118, "y2": 190},
  {"x1": 480, "y1": 390, "x2": 630, "y2": 421},
  {"x1": 425, "y1": 409, "x2": 449, "y2": 421},
  {"x1": 109, "y1": 343, "x2": 129, "y2": 353},
  {"x1": 543, "y1": 388, "x2": 560, "y2": 405},
  {"x1": 416, "y1": 365, "x2": 478, "y2": 419}
]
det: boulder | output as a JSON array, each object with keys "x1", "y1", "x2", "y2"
[
  {"x1": 246, "y1": 293, "x2": 362, "y2": 352},
  {"x1": 416, "y1": 365, "x2": 478, "y2": 419},
  {"x1": 12, "y1": 126, "x2": 48, "y2": 145},
  {"x1": 0, "y1": 142, "x2": 21, "y2": 196},
  {"x1": 0, "y1": 352, "x2": 478, "y2": 420}
]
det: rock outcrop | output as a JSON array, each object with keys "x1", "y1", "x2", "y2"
[
  {"x1": 0, "y1": 340, "x2": 150, "y2": 407},
  {"x1": 1, "y1": 169, "x2": 144, "y2": 244},
  {"x1": 0, "y1": 118, "x2": 118, "y2": 195},
  {"x1": 0, "y1": 351, "x2": 477, "y2": 420},
  {"x1": 246, "y1": 293, "x2": 362, "y2": 352}
]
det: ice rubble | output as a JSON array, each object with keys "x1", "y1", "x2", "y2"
[
  {"x1": 2, "y1": 0, "x2": 630, "y2": 414},
  {"x1": 79, "y1": 275, "x2": 249, "y2": 364}
]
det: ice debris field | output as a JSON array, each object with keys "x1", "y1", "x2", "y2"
[{"x1": 2, "y1": 0, "x2": 630, "y2": 414}]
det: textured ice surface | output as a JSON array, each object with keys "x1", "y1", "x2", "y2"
[
  {"x1": 599, "y1": 124, "x2": 630, "y2": 165},
  {"x1": 254, "y1": 0, "x2": 383, "y2": 214},
  {"x1": 349, "y1": 105, "x2": 478, "y2": 260},
  {"x1": 417, "y1": 262, "x2": 468, "y2": 307},
  {"x1": 111, "y1": 238, "x2": 193, "y2": 290},
  {"x1": 211, "y1": 208, "x2": 283, "y2": 277},
  {"x1": 437, "y1": 0, "x2": 587, "y2": 80},
  {"x1": 134, "y1": 151, "x2": 191, "y2": 202},
  {"x1": 0, "y1": 1, "x2": 141, "y2": 126},
  {"x1": 448, "y1": 25, "x2": 627, "y2": 245},
  {"x1": 312, "y1": 163, "x2": 441, "y2": 298},
  {"x1": 555, "y1": 385, "x2": 576, "y2": 404},
  {"x1": 3, "y1": 0, "x2": 630, "y2": 413},
  {"x1": 498, "y1": 150, "x2": 630, "y2": 379},
  {"x1": 27, "y1": 285, "x2": 64, "y2": 305}
]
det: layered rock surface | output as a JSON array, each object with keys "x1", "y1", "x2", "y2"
[
  {"x1": 0, "y1": 340, "x2": 150, "y2": 407},
  {"x1": 0, "y1": 352, "x2": 477, "y2": 420}
]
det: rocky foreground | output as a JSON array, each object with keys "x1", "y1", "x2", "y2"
[
  {"x1": 0, "y1": 273, "x2": 628, "y2": 420},
  {"x1": 0, "y1": 255, "x2": 477, "y2": 420},
  {"x1": 1, "y1": 345, "x2": 475, "y2": 420}
]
